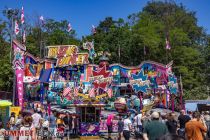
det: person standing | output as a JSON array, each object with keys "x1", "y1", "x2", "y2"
[
  {"x1": 107, "y1": 114, "x2": 114, "y2": 140},
  {"x1": 177, "y1": 110, "x2": 191, "y2": 137},
  {"x1": 48, "y1": 112, "x2": 57, "y2": 140},
  {"x1": 166, "y1": 113, "x2": 178, "y2": 134},
  {"x1": 204, "y1": 111, "x2": 210, "y2": 139},
  {"x1": 143, "y1": 112, "x2": 168, "y2": 140},
  {"x1": 19, "y1": 116, "x2": 36, "y2": 140},
  {"x1": 9, "y1": 112, "x2": 16, "y2": 127},
  {"x1": 32, "y1": 109, "x2": 42, "y2": 129},
  {"x1": 134, "y1": 112, "x2": 143, "y2": 132},
  {"x1": 117, "y1": 116, "x2": 124, "y2": 140},
  {"x1": 0, "y1": 122, "x2": 5, "y2": 140},
  {"x1": 72, "y1": 116, "x2": 78, "y2": 136},
  {"x1": 185, "y1": 111, "x2": 207, "y2": 140},
  {"x1": 123, "y1": 113, "x2": 132, "y2": 140}
]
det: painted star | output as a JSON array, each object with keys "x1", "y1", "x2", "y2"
[
  {"x1": 18, "y1": 81, "x2": 22, "y2": 84},
  {"x1": 131, "y1": 69, "x2": 150, "y2": 93},
  {"x1": 18, "y1": 73, "x2": 22, "y2": 78},
  {"x1": 92, "y1": 66, "x2": 112, "y2": 90}
]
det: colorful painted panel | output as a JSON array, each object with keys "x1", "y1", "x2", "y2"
[
  {"x1": 13, "y1": 40, "x2": 25, "y2": 108},
  {"x1": 80, "y1": 122, "x2": 100, "y2": 136},
  {"x1": 46, "y1": 45, "x2": 89, "y2": 67}
]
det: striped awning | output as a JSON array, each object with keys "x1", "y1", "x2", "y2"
[{"x1": 51, "y1": 105, "x2": 76, "y2": 114}]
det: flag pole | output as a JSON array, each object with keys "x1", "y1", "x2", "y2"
[
  {"x1": 180, "y1": 74, "x2": 184, "y2": 110},
  {"x1": 92, "y1": 39, "x2": 95, "y2": 64}
]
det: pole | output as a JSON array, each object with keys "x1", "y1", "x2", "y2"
[
  {"x1": 40, "y1": 27, "x2": 42, "y2": 58},
  {"x1": 180, "y1": 74, "x2": 184, "y2": 110},
  {"x1": 118, "y1": 39, "x2": 120, "y2": 63},
  {"x1": 92, "y1": 39, "x2": 94, "y2": 64},
  {"x1": 10, "y1": 16, "x2": 14, "y2": 64},
  {"x1": 11, "y1": 15, "x2": 16, "y2": 105}
]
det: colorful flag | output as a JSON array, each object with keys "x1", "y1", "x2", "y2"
[
  {"x1": 107, "y1": 88, "x2": 113, "y2": 98},
  {"x1": 67, "y1": 23, "x2": 72, "y2": 32},
  {"x1": 63, "y1": 87, "x2": 71, "y2": 97},
  {"x1": 89, "y1": 88, "x2": 95, "y2": 97},
  {"x1": 74, "y1": 87, "x2": 78, "y2": 97},
  {"x1": 166, "y1": 38, "x2": 171, "y2": 50},
  {"x1": 23, "y1": 30, "x2": 26, "y2": 43},
  {"x1": 91, "y1": 25, "x2": 96, "y2": 34},
  {"x1": 83, "y1": 41, "x2": 96, "y2": 59},
  {"x1": 39, "y1": 16, "x2": 45, "y2": 25},
  {"x1": 21, "y1": 6, "x2": 24, "y2": 24},
  {"x1": 15, "y1": 20, "x2": 19, "y2": 35}
]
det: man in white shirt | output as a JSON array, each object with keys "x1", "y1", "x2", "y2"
[
  {"x1": 32, "y1": 110, "x2": 42, "y2": 129},
  {"x1": 134, "y1": 112, "x2": 143, "y2": 132},
  {"x1": 123, "y1": 113, "x2": 132, "y2": 140}
]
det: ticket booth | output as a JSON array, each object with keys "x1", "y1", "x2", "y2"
[
  {"x1": 75, "y1": 104, "x2": 105, "y2": 138},
  {"x1": 0, "y1": 100, "x2": 12, "y2": 127}
]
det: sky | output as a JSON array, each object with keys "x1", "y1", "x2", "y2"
[{"x1": 0, "y1": 0, "x2": 209, "y2": 39}]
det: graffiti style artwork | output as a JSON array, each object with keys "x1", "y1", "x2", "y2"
[
  {"x1": 80, "y1": 122, "x2": 100, "y2": 136},
  {"x1": 46, "y1": 45, "x2": 89, "y2": 67},
  {"x1": 12, "y1": 49, "x2": 24, "y2": 70},
  {"x1": 168, "y1": 74, "x2": 178, "y2": 94},
  {"x1": 13, "y1": 40, "x2": 26, "y2": 108},
  {"x1": 83, "y1": 41, "x2": 96, "y2": 60},
  {"x1": 130, "y1": 69, "x2": 150, "y2": 93},
  {"x1": 90, "y1": 66, "x2": 112, "y2": 90}
]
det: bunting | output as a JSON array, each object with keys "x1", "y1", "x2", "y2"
[
  {"x1": 67, "y1": 23, "x2": 72, "y2": 32},
  {"x1": 39, "y1": 16, "x2": 45, "y2": 25},
  {"x1": 91, "y1": 25, "x2": 96, "y2": 34},
  {"x1": 23, "y1": 30, "x2": 26, "y2": 43},
  {"x1": 15, "y1": 20, "x2": 19, "y2": 35},
  {"x1": 89, "y1": 88, "x2": 95, "y2": 97},
  {"x1": 21, "y1": 6, "x2": 24, "y2": 24}
]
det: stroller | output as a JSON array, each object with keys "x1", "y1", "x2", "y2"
[{"x1": 57, "y1": 124, "x2": 65, "y2": 140}]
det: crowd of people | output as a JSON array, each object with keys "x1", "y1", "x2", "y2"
[
  {"x1": 107, "y1": 110, "x2": 210, "y2": 140},
  {"x1": 0, "y1": 106, "x2": 79, "y2": 140},
  {"x1": 1, "y1": 107, "x2": 210, "y2": 140}
]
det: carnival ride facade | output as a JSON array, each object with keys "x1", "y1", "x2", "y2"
[{"x1": 12, "y1": 39, "x2": 181, "y2": 136}]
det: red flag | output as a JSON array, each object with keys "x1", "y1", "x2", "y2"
[
  {"x1": 15, "y1": 20, "x2": 19, "y2": 35},
  {"x1": 67, "y1": 23, "x2": 72, "y2": 32},
  {"x1": 91, "y1": 25, "x2": 96, "y2": 34},
  {"x1": 21, "y1": 6, "x2": 24, "y2": 24}
]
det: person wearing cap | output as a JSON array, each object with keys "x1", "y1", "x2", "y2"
[{"x1": 143, "y1": 111, "x2": 168, "y2": 140}]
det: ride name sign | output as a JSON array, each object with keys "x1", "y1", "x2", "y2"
[{"x1": 46, "y1": 45, "x2": 89, "y2": 67}]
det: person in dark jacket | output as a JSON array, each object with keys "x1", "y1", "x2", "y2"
[{"x1": 166, "y1": 113, "x2": 178, "y2": 134}]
